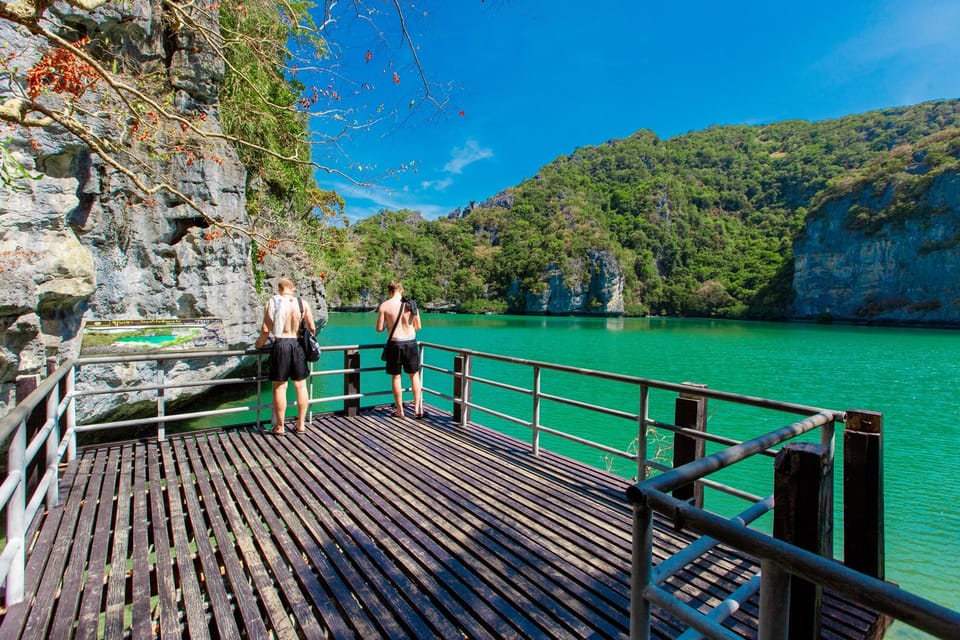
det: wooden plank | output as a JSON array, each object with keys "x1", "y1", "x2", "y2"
[
  {"x1": 250, "y1": 427, "x2": 497, "y2": 639},
  {"x1": 192, "y1": 434, "x2": 301, "y2": 639},
  {"x1": 170, "y1": 438, "x2": 239, "y2": 639},
  {"x1": 0, "y1": 447, "x2": 88, "y2": 640},
  {"x1": 147, "y1": 443, "x2": 181, "y2": 639},
  {"x1": 315, "y1": 413, "x2": 628, "y2": 637},
  {"x1": 47, "y1": 448, "x2": 109, "y2": 639},
  {"x1": 211, "y1": 432, "x2": 330, "y2": 639},
  {"x1": 179, "y1": 436, "x2": 270, "y2": 639},
  {"x1": 75, "y1": 446, "x2": 122, "y2": 640},
  {"x1": 346, "y1": 412, "x2": 632, "y2": 579},
  {"x1": 103, "y1": 443, "x2": 134, "y2": 640},
  {"x1": 130, "y1": 442, "x2": 153, "y2": 640},
  {"x1": 236, "y1": 429, "x2": 420, "y2": 637},
  {"x1": 244, "y1": 429, "x2": 447, "y2": 638},
  {"x1": 158, "y1": 442, "x2": 210, "y2": 640},
  {"x1": 309, "y1": 412, "x2": 627, "y2": 638}
]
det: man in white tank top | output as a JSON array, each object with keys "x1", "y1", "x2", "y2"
[{"x1": 255, "y1": 277, "x2": 316, "y2": 433}]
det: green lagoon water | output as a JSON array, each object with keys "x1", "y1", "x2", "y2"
[{"x1": 203, "y1": 312, "x2": 960, "y2": 636}]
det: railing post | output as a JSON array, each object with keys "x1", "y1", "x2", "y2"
[
  {"x1": 343, "y1": 349, "x2": 360, "y2": 417},
  {"x1": 843, "y1": 410, "x2": 884, "y2": 580},
  {"x1": 453, "y1": 355, "x2": 465, "y2": 422},
  {"x1": 630, "y1": 501, "x2": 653, "y2": 640},
  {"x1": 532, "y1": 366, "x2": 541, "y2": 456},
  {"x1": 66, "y1": 365, "x2": 77, "y2": 461},
  {"x1": 156, "y1": 361, "x2": 166, "y2": 442},
  {"x1": 454, "y1": 353, "x2": 472, "y2": 427},
  {"x1": 16, "y1": 374, "x2": 43, "y2": 495},
  {"x1": 820, "y1": 417, "x2": 837, "y2": 559},
  {"x1": 759, "y1": 559, "x2": 791, "y2": 640},
  {"x1": 45, "y1": 377, "x2": 60, "y2": 508},
  {"x1": 774, "y1": 442, "x2": 831, "y2": 640},
  {"x1": 5, "y1": 416, "x2": 27, "y2": 605},
  {"x1": 672, "y1": 384, "x2": 707, "y2": 508},
  {"x1": 637, "y1": 385, "x2": 649, "y2": 481},
  {"x1": 256, "y1": 353, "x2": 265, "y2": 429}
]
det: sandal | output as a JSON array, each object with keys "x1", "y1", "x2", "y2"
[{"x1": 272, "y1": 428, "x2": 286, "y2": 436}]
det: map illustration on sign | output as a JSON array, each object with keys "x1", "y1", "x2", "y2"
[{"x1": 80, "y1": 318, "x2": 226, "y2": 355}]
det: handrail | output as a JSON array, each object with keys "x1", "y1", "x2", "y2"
[
  {"x1": 0, "y1": 342, "x2": 955, "y2": 640},
  {"x1": 629, "y1": 486, "x2": 960, "y2": 639},
  {"x1": 0, "y1": 359, "x2": 75, "y2": 446}
]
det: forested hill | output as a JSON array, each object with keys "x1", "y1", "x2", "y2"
[{"x1": 326, "y1": 99, "x2": 960, "y2": 321}]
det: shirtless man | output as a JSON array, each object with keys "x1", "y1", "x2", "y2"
[
  {"x1": 255, "y1": 277, "x2": 316, "y2": 433},
  {"x1": 376, "y1": 280, "x2": 424, "y2": 418}
]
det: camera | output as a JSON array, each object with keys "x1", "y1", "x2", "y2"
[{"x1": 402, "y1": 297, "x2": 418, "y2": 314}]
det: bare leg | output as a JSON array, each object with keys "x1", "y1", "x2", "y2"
[
  {"x1": 411, "y1": 369, "x2": 423, "y2": 415},
  {"x1": 293, "y1": 378, "x2": 308, "y2": 431},
  {"x1": 391, "y1": 374, "x2": 404, "y2": 416},
  {"x1": 272, "y1": 381, "x2": 288, "y2": 432}
]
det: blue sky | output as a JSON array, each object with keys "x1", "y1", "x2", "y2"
[{"x1": 304, "y1": 0, "x2": 960, "y2": 222}]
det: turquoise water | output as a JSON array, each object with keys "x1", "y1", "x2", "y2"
[{"x1": 202, "y1": 313, "x2": 960, "y2": 636}]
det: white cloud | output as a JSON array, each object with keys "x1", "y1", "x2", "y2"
[
  {"x1": 328, "y1": 179, "x2": 451, "y2": 222},
  {"x1": 421, "y1": 177, "x2": 454, "y2": 191},
  {"x1": 443, "y1": 139, "x2": 494, "y2": 174}
]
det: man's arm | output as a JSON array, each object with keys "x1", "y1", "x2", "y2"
[
  {"x1": 376, "y1": 304, "x2": 386, "y2": 333},
  {"x1": 304, "y1": 302, "x2": 317, "y2": 334},
  {"x1": 254, "y1": 301, "x2": 273, "y2": 349}
]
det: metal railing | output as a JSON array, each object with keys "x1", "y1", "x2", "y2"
[{"x1": 0, "y1": 342, "x2": 957, "y2": 639}]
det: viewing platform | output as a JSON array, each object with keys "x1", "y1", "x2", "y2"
[{"x1": 0, "y1": 343, "x2": 958, "y2": 638}]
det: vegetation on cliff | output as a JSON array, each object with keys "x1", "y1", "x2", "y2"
[{"x1": 326, "y1": 100, "x2": 960, "y2": 317}]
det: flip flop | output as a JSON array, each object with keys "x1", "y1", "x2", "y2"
[
  {"x1": 389, "y1": 411, "x2": 404, "y2": 418},
  {"x1": 272, "y1": 428, "x2": 286, "y2": 436},
  {"x1": 414, "y1": 411, "x2": 427, "y2": 420}
]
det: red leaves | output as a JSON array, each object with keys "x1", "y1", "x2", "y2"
[
  {"x1": 365, "y1": 50, "x2": 373, "y2": 63},
  {"x1": 25, "y1": 37, "x2": 98, "y2": 100},
  {"x1": 392, "y1": 71, "x2": 400, "y2": 85}
]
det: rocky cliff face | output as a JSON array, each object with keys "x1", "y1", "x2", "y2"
[
  {"x1": 509, "y1": 250, "x2": 625, "y2": 315},
  {"x1": 0, "y1": 1, "x2": 322, "y2": 419},
  {"x1": 791, "y1": 171, "x2": 960, "y2": 324}
]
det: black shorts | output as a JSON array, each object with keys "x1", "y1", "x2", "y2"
[
  {"x1": 269, "y1": 338, "x2": 309, "y2": 382},
  {"x1": 384, "y1": 338, "x2": 421, "y2": 375}
]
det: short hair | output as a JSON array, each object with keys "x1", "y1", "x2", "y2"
[
  {"x1": 277, "y1": 277, "x2": 296, "y2": 292},
  {"x1": 387, "y1": 280, "x2": 403, "y2": 295}
]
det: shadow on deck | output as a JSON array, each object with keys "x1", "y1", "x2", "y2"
[{"x1": 0, "y1": 405, "x2": 887, "y2": 639}]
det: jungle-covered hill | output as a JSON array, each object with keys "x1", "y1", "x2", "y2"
[{"x1": 322, "y1": 99, "x2": 960, "y2": 319}]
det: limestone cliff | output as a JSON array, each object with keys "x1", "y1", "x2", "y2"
[
  {"x1": 508, "y1": 250, "x2": 625, "y2": 315},
  {"x1": 0, "y1": 1, "x2": 324, "y2": 419},
  {"x1": 792, "y1": 170, "x2": 960, "y2": 324}
]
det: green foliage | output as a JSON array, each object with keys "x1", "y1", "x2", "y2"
[
  {"x1": 0, "y1": 137, "x2": 41, "y2": 192},
  {"x1": 218, "y1": 0, "x2": 341, "y2": 276},
  {"x1": 331, "y1": 100, "x2": 960, "y2": 317}
]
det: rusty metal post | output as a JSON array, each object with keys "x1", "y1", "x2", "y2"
[
  {"x1": 343, "y1": 349, "x2": 360, "y2": 417},
  {"x1": 843, "y1": 410, "x2": 884, "y2": 580},
  {"x1": 774, "y1": 442, "x2": 831, "y2": 640},
  {"x1": 672, "y1": 384, "x2": 707, "y2": 508}
]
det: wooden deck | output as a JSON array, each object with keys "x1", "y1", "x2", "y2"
[{"x1": 0, "y1": 405, "x2": 888, "y2": 639}]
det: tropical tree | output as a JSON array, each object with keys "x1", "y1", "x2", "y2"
[{"x1": 0, "y1": 0, "x2": 453, "y2": 257}]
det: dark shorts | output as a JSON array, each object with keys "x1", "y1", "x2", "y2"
[
  {"x1": 269, "y1": 338, "x2": 309, "y2": 382},
  {"x1": 384, "y1": 338, "x2": 421, "y2": 376}
]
